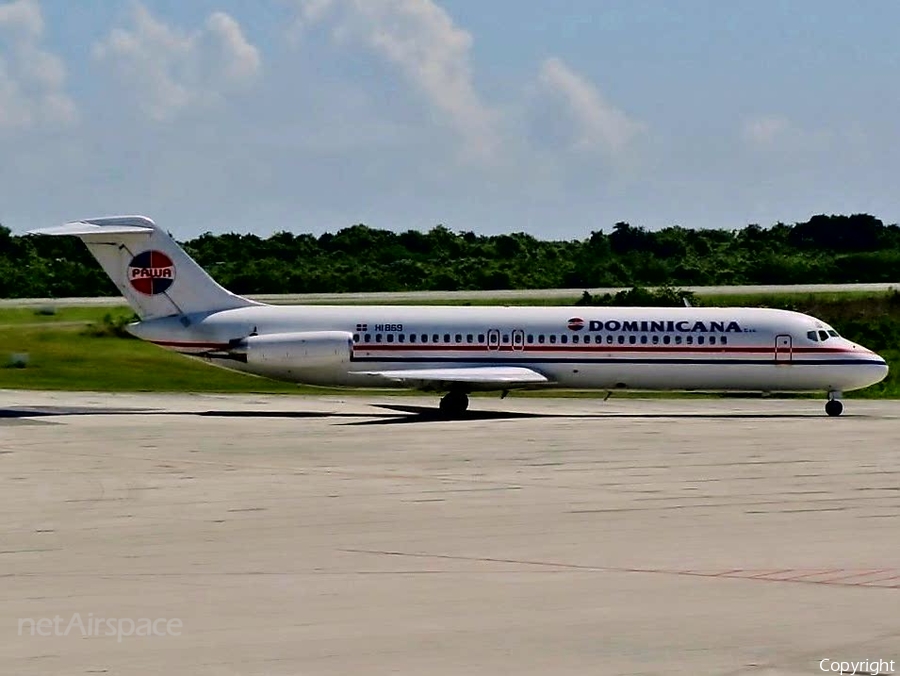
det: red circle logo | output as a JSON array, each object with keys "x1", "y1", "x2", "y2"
[{"x1": 128, "y1": 250, "x2": 175, "y2": 295}]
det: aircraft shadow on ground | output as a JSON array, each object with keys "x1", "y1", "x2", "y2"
[
  {"x1": 0, "y1": 405, "x2": 549, "y2": 425},
  {"x1": 0, "y1": 404, "x2": 833, "y2": 426}
]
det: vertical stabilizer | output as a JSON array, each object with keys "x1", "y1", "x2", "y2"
[{"x1": 29, "y1": 216, "x2": 258, "y2": 320}]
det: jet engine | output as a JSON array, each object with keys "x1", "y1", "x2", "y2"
[{"x1": 233, "y1": 331, "x2": 353, "y2": 370}]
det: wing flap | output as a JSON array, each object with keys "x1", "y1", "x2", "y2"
[{"x1": 358, "y1": 366, "x2": 550, "y2": 391}]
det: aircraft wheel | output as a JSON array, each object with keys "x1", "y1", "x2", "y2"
[
  {"x1": 825, "y1": 399, "x2": 843, "y2": 417},
  {"x1": 439, "y1": 391, "x2": 469, "y2": 415}
]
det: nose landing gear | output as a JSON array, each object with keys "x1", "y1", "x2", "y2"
[{"x1": 825, "y1": 391, "x2": 843, "y2": 417}]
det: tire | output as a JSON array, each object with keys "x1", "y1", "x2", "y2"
[
  {"x1": 825, "y1": 399, "x2": 843, "y2": 417},
  {"x1": 439, "y1": 392, "x2": 469, "y2": 415}
]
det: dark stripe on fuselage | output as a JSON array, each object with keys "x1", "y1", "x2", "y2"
[
  {"x1": 151, "y1": 339, "x2": 860, "y2": 355},
  {"x1": 151, "y1": 339, "x2": 881, "y2": 366},
  {"x1": 351, "y1": 344, "x2": 855, "y2": 354},
  {"x1": 350, "y1": 356, "x2": 885, "y2": 366}
]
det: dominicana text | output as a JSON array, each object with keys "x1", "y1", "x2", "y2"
[{"x1": 585, "y1": 320, "x2": 744, "y2": 333}]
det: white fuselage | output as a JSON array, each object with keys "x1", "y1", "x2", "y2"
[{"x1": 129, "y1": 304, "x2": 889, "y2": 394}]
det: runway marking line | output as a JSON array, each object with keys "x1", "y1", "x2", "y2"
[
  {"x1": 341, "y1": 550, "x2": 900, "y2": 591},
  {"x1": 814, "y1": 569, "x2": 893, "y2": 583}
]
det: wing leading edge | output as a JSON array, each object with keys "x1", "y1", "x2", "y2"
[{"x1": 357, "y1": 366, "x2": 550, "y2": 391}]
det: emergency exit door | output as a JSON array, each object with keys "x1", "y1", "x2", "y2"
[{"x1": 487, "y1": 329, "x2": 501, "y2": 351}]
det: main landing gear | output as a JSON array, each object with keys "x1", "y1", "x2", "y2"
[
  {"x1": 825, "y1": 390, "x2": 843, "y2": 417},
  {"x1": 439, "y1": 390, "x2": 469, "y2": 416}
]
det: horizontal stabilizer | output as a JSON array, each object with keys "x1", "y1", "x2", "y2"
[
  {"x1": 358, "y1": 366, "x2": 550, "y2": 391},
  {"x1": 28, "y1": 218, "x2": 154, "y2": 237}
]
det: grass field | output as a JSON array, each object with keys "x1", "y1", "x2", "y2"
[
  {"x1": 0, "y1": 307, "x2": 322, "y2": 393},
  {"x1": 1, "y1": 295, "x2": 897, "y2": 397}
]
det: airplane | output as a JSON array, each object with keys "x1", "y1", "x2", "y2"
[{"x1": 29, "y1": 216, "x2": 888, "y2": 417}]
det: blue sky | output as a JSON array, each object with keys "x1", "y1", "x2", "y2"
[{"x1": 2, "y1": 0, "x2": 898, "y2": 239}]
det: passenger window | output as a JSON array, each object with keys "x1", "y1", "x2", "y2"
[
  {"x1": 353, "y1": 333, "x2": 360, "y2": 343},
  {"x1": 675, "y1": 335, "x2": 682, "y2": 345},
  {"x1": 443, "y1": 333, "x2": 450, "y2": 343},
  {"x1": 478, "y1": 334, "x2": 485, "y2": 343},
  {"x1": 421, "y1": 334, "x2": 427, "y2": 343},
  {"x1": 595, "y1": 335, "x2": 602, "y2": 344},
  {"x1": 376, "y1": 334, "x2": 382, "y2": 343},
  {"x1": 409, "y1": 334, "x2": 416, "y2": 343},
  {"x1": 538, "y1": 335, "x2": 545, "y2": 344},
  {"x1": 640, "y1": 335, "x2": 648, "y2": 344},
  {"x1": 549, "y1": 335, "x2": 557, "y2": 344},
  {"x1": 663, "y1": 335, "x2": 671, "y2": 345},
  {"x1": 398, "y1": 334, "x2": 405, "y2": 343},
  {"x1": 527, "y1": 334, "x2": 533, "y2": 343},
  {"x1": 433, "y1": 334, "x2": 439, "y2": 343},
  {"x1": 819, "y1": 330, "x2": 829, "y2": 341},
  {"x1": 807, "y1": 330, "x2": 818, "y2": 342},
  {"x1": 617, "y1": 335, "x2": 625, "y2": 344},
  {"x1": 455, "y1": 334, "x2": 462, "y2": 343},
  {"x1": 629, "y1": 336, "x2": 637, "y2": 345},
  {"x1": 720, "y1": 336, "x2": 728, "y2": 345},
  {"x1": 607, "y1": 335, "x2": 613, "y2": 344},
  {"x1": 697, "y1": 336, "x2": 704, "y2": 345},
  {"x1": 572, "y1": 335, "x2": 579, "y2": 344},
  {"x1": 387, "y1": 334, "x2": 394, "y2": 343},
  {"x1": 709, "y1": 336, "x2": 716, "y2": 345},
  {"x1": 561, "y1": 335, "x2": 568, "y2": 344},
  {"x1": 652, "y1": 335, "x2": 659, "y2": 344},
  {"x1": 466, "y1": 334, "x2": 473, "y2": 343},
  {"x1": 502, "y1": 334, "x2": 509, "y2": 343},
  {"x1": 686, "y1": 336, "x2": 693, "y2": 345}
]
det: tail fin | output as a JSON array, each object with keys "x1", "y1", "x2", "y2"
[{"x1": 28, "y1": 216, "x2": 258, "y2": 320}]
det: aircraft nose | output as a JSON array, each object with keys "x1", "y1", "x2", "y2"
[
  {"x1": 875, "y1": 354, "x2": 890, "y2": 381},
  {"x1": 837, "y1": 341, "x2": 889, "y2": 390},
  {"x1": 856, "y1": 350, "x2": 889, "y2": 389}
]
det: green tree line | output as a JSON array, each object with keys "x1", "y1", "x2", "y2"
[{"x1": 2, "y1": 213, "x2": 899, "y2": 298}]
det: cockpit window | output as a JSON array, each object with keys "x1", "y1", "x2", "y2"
[
  {"x1": 807, "y1": 330, "x2": 819, "y2": 342},
  {"x1": 818, "y1": 330, "x2": 829, "y2": 341},
  {"x1": 827, "y1": 330, "x2": 839, "y2": 338}
]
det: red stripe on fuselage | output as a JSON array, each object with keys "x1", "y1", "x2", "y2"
[{"x1": 147, "y1": 339, "x2": 869, "y2": 358}]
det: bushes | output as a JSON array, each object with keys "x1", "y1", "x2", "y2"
[
  {"x1": 4, "y1": 213, "x2": 900, "y2": 298},
  {"x1": 81, "y1": 313, "x2": 138, "y2": 339}
]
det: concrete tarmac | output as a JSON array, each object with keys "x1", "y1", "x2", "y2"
[{"x1": 1, "y1": 391, "x2": 899, "y2": 675}]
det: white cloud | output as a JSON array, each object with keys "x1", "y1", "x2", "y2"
[
  {"x1": 537, "y1": 57, "x2": 644, "y2": 158},
  {"x1": 93, "y1": 4, "x2": 261, "y2": 122},
  {"x1": 0, "y1": 0, "x2": 41, "y2": 36},
  {"x1": 742, "y1": 115, "x2": 790, "y2": 147},
  {"x1": 741, "y1": 115, "x2": 857, "y2": 158},
  {"x1": 0, "y1": 0, "x2": 76, "y2": 130},
  {"x1": 293, "y1": 0, "x2": 500, "y2": 160}
]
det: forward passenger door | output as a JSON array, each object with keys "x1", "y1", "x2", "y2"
[{"x1": 774, "y1": 334, "x2": 792, "y2": 363}]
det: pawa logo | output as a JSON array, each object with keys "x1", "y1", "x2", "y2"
[
  {"x1": 128, "y1": 250, "x2": 175, "y2": 295},
  {"x1": 567, "y1": 317, "x2": 585, "y2": 331}
]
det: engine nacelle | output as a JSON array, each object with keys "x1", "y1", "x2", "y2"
[{"x1": 236, "y1": 331, "x2": 353, "y2": 371}]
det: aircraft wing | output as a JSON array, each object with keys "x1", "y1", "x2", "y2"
[{"x1": 357, "y1": 366, "x2": 550, "y2": 391}]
